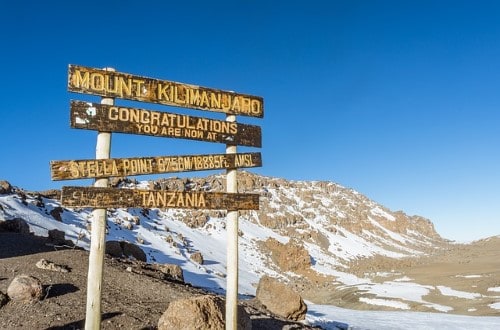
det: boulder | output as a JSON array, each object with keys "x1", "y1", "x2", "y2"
[
  {"x1": 47, "y1": 229, "x2": 74, "y2": 246},
  {"x1": 49, "y1": 206, "x2": 64, "y2": 222},
  {"x1": 0, "y1": 218, "x2": 30, "y2": 234},
  {"x1": 158, "y1": 295, "x2": 250, "y2": 330},
  {"x1": 0, "y1": 180, "x2": 12, "y2": 194},
  {"x1": 7, "y1": 275, "x2": 44, "y2": 303},
  {"x1": 122, "y1": 241, "x2": 147, "y2": 262},
  {"x1": 105, "y1": 241, "x2": 124, "y2": 258},
  {"x1": 154, "y1": 264, "x2": 184, "y2": 282},
  {"x1": 190, "y1": 252, "x2": 204, "y2": 265},
  {"x1": 105, "y1": 240, "x2": 147, "y2": 262},
  {"x1": 256, "y1": 276, "x2": 307, "y2": 321}
]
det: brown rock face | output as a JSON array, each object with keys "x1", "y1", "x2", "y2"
[
  {"x1": 105, "y1": 241, "x2": 123, "y2": 258},
  {"x1": 184, "y1": 211, "x2": 209, "y2": 228},
  {"x1": 264, "y1": 238, "x2": 311, "y2": 273},
  {"x1": 158, "y1": 295, "x2": 251, "y2": 330},
  {"x1": 154, "y1": 172, "x2": 443, "y2": 253},
  {"x1": 49, "y1": 207, "x2": 64, "y2": 222},
  {"x1": 37, "y1": 189, "x2": 61, "y2": 200},
  {"x1": 155, "y1": 264, "x2": 184, "y2": 282},
  {"x1": 105, "y1": 241, "x2": 147, "y2": 262},
  {"x1": 256, "y1": 276, "x2": 307, "y2": 321},
  {"x1": 0, "y1": 218, "x2": 30, "y2": 234},
  {"x1": 7, "y1": 275, "x2": 44, "y2": 303},
  {"x1": 48, "y1": 229, "x2": 74, "y2": 246},
  {"x1": 190, "y1": 252, "x2": 204, "y2": 265},
  {"x1": 122, "y1": 241, "x2": 147, "y2": 261},
  {"x1": 0, "y1": 181, "x2": 12, "y2": 194}
]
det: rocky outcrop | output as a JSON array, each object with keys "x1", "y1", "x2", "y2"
[
  {"x1": 256, "y1": 276, "x2": 307, "y2": 321},
  {"x1": 105, "y1": 240, "x2": 147, "y2": 262},
  {"x1": 49, "y1": 207, "x2": 64, "y2": 222},
  {"x1": 158, "y1": 295, "x2": 251, "y2": 330},
  {"x1": 37, "y1": 189, "x2": 60, "y2": 200},
  {"x1": 47, "y1": 229, "x2": 74, "y2": 247},
  {"x1": 190, "y1": 252, "x2": 204, "y2": 265},
  {"x1": 0, "y1": 218, "x2": 30, "y2": 234},
  {"x1": 155, "y1": 171, "x2": 442, "y2": 248},
  {"x1": 0, "y1": 181, "x2": 13, "y2": 194},
  {"x1": 36, "y1": 259, "x2": 70, "y2": 273},
  {"x1": 184, "y1": 210, "x2": 209, "y2": 228},
  {"x1": 264, "y1": 238, "x2": 311, "y2": 273},
  {"x1": 153, "y1": 264, "x2": 184, "y2": 282}
]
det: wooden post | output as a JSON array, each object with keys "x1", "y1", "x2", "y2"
[
  {"x1": 225, "y1": 114, "x2": 238, "y2": 330},
  {"x1": 85, "y1": 68, "x2": 114, "y2": 330}
]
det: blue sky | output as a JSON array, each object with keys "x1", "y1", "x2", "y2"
[{"x1": 1, "y1": 1, "x2": 499, "y2": 241}]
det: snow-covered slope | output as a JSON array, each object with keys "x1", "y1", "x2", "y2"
[
  {"x1": 0, "y1": 174, "x2": 463, "y2": 293},
  {"x1": 1, "y1": 173, "x2": 499, "y2": 328},
  {"x1": 1, "y1": 173, "x2": 443, "y2": 291}
]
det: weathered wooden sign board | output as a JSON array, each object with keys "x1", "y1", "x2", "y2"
[
  {"x1": 61, "y1": 186, "x2": 260, "y2": 210},
  {"x1": 70, "y1": 100, "x2": 261, "y2": 147},
  {"x1": 51, "y1": 152, "x2": 262, "y2": 180},
  {"x1": 68, "y1": 65, "x2": 264, "y2": 118}
]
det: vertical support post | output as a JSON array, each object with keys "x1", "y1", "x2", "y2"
[
  {"x1": 225, "y1": 114, "x2": 238, "y2": 330},
  {"x1": 85, "y1": 68, "x2": 114, "y2": 330}
]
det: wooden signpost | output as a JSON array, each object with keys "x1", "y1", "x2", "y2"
[{"x1": 53, "y1": 65, "x2": 263, "y2": 330}]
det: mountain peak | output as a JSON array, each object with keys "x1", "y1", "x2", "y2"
[{"x1": 5, "y1": 172, "x2": 488, "y2": 316}]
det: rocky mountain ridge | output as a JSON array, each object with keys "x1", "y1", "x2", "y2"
[
  {"x1": 2, "y1": 173, "x2": 498, "y2": 317},
  {"x1": 141, "y1": 171, "x2": 445, "y2": 262},
  {"x1": 0, "y1": 171, "x2": 446, "y2": 284}
]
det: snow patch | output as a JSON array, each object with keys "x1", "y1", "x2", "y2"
[
  {"x1": 359, "y1": 297, "x2": 410, "y2": 310},
  {"x1": 306, "y1": 303, "x2": 499, "y2": 330},
  {"x1": 393, "y1": 276, "x2": 413, "y2": 282},
  {"x1": 456, "y1": 274, "x2": 483, "y2": 279},
  {"x1": 371, "y1": 206, "x2": 396, "y2": 221},
  {"x1": 437, "y1": 286, "x2": 482, "y2": 299},
  {"x1": 489, "y1": 302, "x2": 500, "y2": 310}
]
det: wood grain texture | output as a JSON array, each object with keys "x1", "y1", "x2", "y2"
[
  {"x1": 68, "y1": 65, "x2": 264, "y2": 118},
  {"x1": 61, "y1": 187, "x2": 260, "y2": 210},
  {"x1": 51, "y1": 153, "x2": 262, "y2": 180},
  {"x1": 70, "y1": 101, "x2": 262, "y2": 147}
]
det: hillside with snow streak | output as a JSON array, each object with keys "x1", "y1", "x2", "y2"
[{"x1": 1, "y1": 173, "x2": 499, "y2": 323}]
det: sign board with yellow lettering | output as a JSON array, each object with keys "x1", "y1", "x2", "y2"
[
  {"x1": 51, "y1": 152, "x2": 262, "y2": 181},
  {"x1": 68, "y1": 65, "x2": 264, "y2": 118},
  {"x1": 70, "y1": 101, "x2": 261, "y2": 147},
  {"x1": 61, "y1": 186, "x2": 260, "y2": 210}
]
